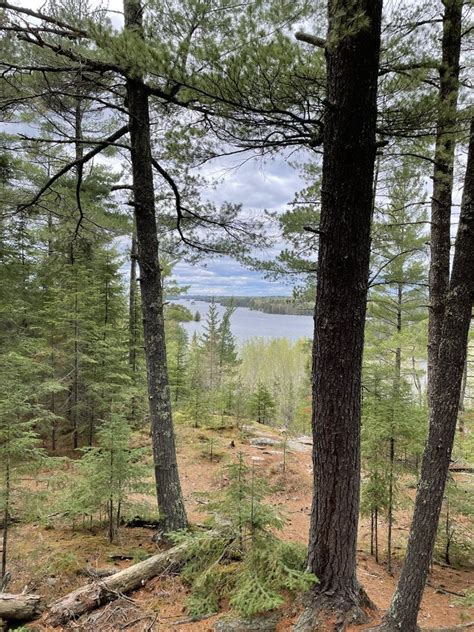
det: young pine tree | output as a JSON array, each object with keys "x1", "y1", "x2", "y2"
[
  {"x1": 58, "y1": 411, "x2": 149, "y2": 542},
  {"x1": 171, "y1": 453, "x2": 316, "y2": 617},
  {"x1": 248, "y1": 383, "x2": 276, "y2": 425}
]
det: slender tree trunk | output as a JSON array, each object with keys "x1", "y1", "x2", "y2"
[
  {"x1": 375, "y1": 506, "x2": 379, "y2": 564},
  {"x1": 123, "y1": 0, "x2": 187, "y2": 532},
  {"x1": 69, "y1": 92, "x2": 83, "y2": 451},
  {"x1": 427, "y1": 0, "x2": 463, "y2": 404},
  {"x1": 48, "y1": 211, "x2": 57, "y2": 452},
  {"x1": 388, "y1": 285, "x2": 402, "y2": 575},
  {"x1": 51, "y1": 331, "x2": 56, "y2": 452},
  {"x1": 1, "y1": 457, "x2": 9, "y2": 580},
  {"x1": 297, "y1": 2, "x2": 382, "y2": 628},
  {"x1": 387, "y1": 437, "x2": 394, "y2": 574},
  {"x1": 373, "y1": 117, "x2": 474, "y2": 632},
  {"x1": 72, "y1": 268, "x2": 79, "y2": 450},
  {"x1": 370, "y1": 510, "x2": 374, "y2": 557},
  {"x1": 445, "y1": 499, "x2": 451, "y2": 565}
]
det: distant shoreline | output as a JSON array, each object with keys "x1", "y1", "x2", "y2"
[{"x1": 172, "y1": 295, "x2": 313, "y2": 317}]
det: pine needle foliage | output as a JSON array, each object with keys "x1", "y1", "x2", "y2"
[
  {"x1": 171, "y1": 453, "x2": 316, "y2": 618},
  {"x1": 55, "y1": 412, "x2": 150, "y2": 541}
]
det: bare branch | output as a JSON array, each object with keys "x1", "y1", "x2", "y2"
[
  {"x1": 295, "y1": 31, "x2": 326, "y2": 49},
  {"x1": 0, "y1": 1, "x2": 87, "y2": 37}
]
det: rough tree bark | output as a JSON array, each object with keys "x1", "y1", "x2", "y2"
[
  {"x1": 427, "y1": 0, "x2": 463, "y2": 404},
  {"x1": 128, "y1": 232, "x2": 138, "y2": 373},
  {"x1": 370, "y1": 117, "x2": 474, "y2": 632},
  {"x1": 123, "y1": 0, "x2": 187, "y2": 532},
  {"x1": 296, "y1": 1, "x2": 383, "y2": 629},
  {"x1": 0, "y1": 593, "x2": 43, "y2": 622}
]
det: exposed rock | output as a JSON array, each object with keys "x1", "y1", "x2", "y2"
[
  {"x1": 250, "y1": 437, "x2": 280, "y2": 447},
  {"x1": 287, "y1": 438, "x2": 312, "y2": 453}
]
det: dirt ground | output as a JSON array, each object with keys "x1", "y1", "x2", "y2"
[{"x1": 5, "y1": 420, "x2": 473, "y2": 631}]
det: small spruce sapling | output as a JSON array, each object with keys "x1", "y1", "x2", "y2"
[
  {"x1": 171, "y1": 453, "x2": 316, "y2": 617},
  {"x1": 57, "y1": 411, "x2": 150, "y2": 541},
  {"x1": 248, "y1": 383, "x2": 276, "y2": 425},
  {"x1": 435, "y1": 475, "x2": 473, "y2": 567}
]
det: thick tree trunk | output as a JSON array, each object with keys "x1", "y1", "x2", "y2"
[
  {"x1": 123, "y1": 0, "x2": 187, "y2": 532},
  {"x1": 373, "y1": 118, "x2": 474, "y2": 632},
  {"x1": 46, "y1": 539, "x2": 188, "y2": 626},
  {"x1": 128, "y1": 232, "x2": 138, "y2": 373},
  {"x1": 128, "y1": 232, "x2": 139, "y2": 422},
  {"x1": 458, "y1": 355, "x2": 467, "y2": 418},
  {"x1": 427, "y1": 0, "x2": 463, "y2": 404},
  {"x1": 297, "y1": 1, "x2": 382, "y2": 629},
  {"x1": 0, "y1": 593, "x2": 43, "y2": 622}
]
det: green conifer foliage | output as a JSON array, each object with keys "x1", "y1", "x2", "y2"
[
  {"x1": 166, "y1": 321, "x2": 189, "y2": 405},
  {"x1": 171, "y1": 454, "x2": 316, "y2": 617},
  {"x1": 0, "y1": 344, "x2": 50, "y2": 578},
  {"x1": 248, "y1": 383, "x2": 276, "y2": 425},
  {"x1": 184, "y1": 334, "x2": 209, "y2": 428},
  {"x1": 56, "y1": 412, "x2": 149, "y2": 541},
  {"x1": 435, "y1": 476, "x2": 473, "y2": 567}
]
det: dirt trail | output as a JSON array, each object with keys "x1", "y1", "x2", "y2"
[{"x1": 6, "y1": 421, "x2": 473, "y2": 630}]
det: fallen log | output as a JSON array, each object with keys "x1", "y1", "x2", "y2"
[
  {"x1": 0, "y1": 592, "x2": 43, "y2": 621},
  {"x1": 125, "y1": 516, "x2": 162, "y2": 529},
  {"x1": 449, "y1": 466, "x2": 474, "y2": 473},
  {"x1": 46, "y1": 539, "x2": 188, "y2": 626}
]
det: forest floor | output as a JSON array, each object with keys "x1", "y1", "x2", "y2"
[{"x1": 5, "y1": 418, "x2": 474, "y2": 631}]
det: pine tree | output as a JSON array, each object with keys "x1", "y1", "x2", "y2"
[
  {"x1": 57, "y1": 412, "x2": 149, "y2": 542},
  {"x1": 200, "y1": 300, "x2": 221, "y2": 393},
  {"x1": 363, "y1": 160, "x2": 429, "y2": 572},
  {"x1": 167, "y1": 322, "x2": 189, "y2": 406},
  {"x1": 171, "y1": 454, "x2": 316, "y2": 617},
  {"x1": 248, "y1": 383, "x2": 276, "y2": 425},
  {"x1": 185, "y1": 335, "x2": 211, "y2": 428}
]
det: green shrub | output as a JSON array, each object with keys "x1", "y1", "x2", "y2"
[{"x1": 171, "y1": 453, "x2": 316, "y2": 618}]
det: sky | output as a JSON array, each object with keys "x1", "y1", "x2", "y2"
[
  {"x1": 174, "y1": 156, "x2": 307, "y2": 296},
  {"x1": 16, "y1": 0, "x2": 312, "y2": 297}
]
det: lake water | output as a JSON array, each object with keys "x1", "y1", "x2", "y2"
[{"x1": 173, "y1": 299, "x2": 314, "y2": 343}]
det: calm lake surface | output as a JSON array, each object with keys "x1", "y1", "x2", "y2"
[{"x1": 173, "y1": 299, "x2": 314, "y2": 343}]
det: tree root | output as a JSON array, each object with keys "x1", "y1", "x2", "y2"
[{"x1": 294, "y1": 585, "x2": 375, "y2": 632}]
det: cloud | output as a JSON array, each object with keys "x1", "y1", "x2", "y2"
[
  {"x1": 173, "y1": 257, "x2": 294, "y2": 296},
  {"x1": 14, "y1": 0, "x2": 312, "y2": 297}
]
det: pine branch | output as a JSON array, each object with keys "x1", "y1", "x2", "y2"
[{"x1": 17, "y1": 125, "x2": 129, "y2": 213}]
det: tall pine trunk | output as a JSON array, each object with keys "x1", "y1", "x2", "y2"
[
  {"x1": 373, "y1": 117, "x2": 474, "y2": 632},
  {"x1": 297, "y1": 1, "x2": 382, "y2": 628},
  {"x1": 427, "y1": 0, "x2": 463, "y2": 403},
  {"x1": 123, "y1": 0, "x2": 187, "y2": 532},
  {"x1": 128, "y1": 233, "x2": 138, "y2": 373},
  {"x1": 128, "y1": 232, "x2": 139, "y2": 423}
]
